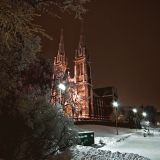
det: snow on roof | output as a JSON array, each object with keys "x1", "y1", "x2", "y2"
[{"x1": 78, "y1": 131, "x2": 94, "y2": 134}]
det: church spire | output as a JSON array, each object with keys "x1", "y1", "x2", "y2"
[
  {"x1": 58, "y1": 29, "x2": 65, "y2": 56},
  {"x1": 54, "y1": 29, "x2": 67, "y2": 65},
  {"x1": 76, "y1": 19, "x2": 87, "y2": 58},
  {"x1": 74, "y1": 19, "x2": 93, "y2": 119},
  {"x1": 79, "y1": 19, "x2": 86, "y2": 49}
]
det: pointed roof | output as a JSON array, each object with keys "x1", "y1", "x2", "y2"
[
  {"x1": 75, "y1": 19, "x2": 89, "y2": 59},
  {"x1": 58, "y1": 29, "x2": 65, "y2": 55},
  {"x1": 79, "y1": 19, "x2": 86, "y2": 49},
  {"x1": 54, "y1": 29, "x2": 67, "y2": 65}
]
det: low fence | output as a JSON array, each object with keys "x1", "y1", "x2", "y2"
[{"x1": 74, "y1": 120, "x2": 131, "y2": 128}]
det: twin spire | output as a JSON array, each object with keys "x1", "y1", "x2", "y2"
[{"x1": 54, "y1": 20, "x2": 88, "y2": 65}]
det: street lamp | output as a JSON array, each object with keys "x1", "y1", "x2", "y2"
[
  {"x1": 142, "y1": 112, "x2": 147, "y2": 119},
  {"x1": 132, "y1": 108, "x2": 137, "y2": 131},
  {"x1": 133, "y1": 108, "x2": 137, "y2": 113},
  {"x1": 58, "y1": 83, "x2": 66, "y2": 105},
  {"x1": 142, "y1": 112, "x2": 147, "y2": 117},
  {"x1": 142, "y1": 112, "x2": 147, "y2": 129},
  {"x1": 112, "y1": 101, "x2": 118, "y2": 135}
]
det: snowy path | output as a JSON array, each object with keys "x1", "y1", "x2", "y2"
[
  {"x1": 99, "y1": 131, "x2": 160, "y2": 160},
  {"x1": 75, "y1": 124, "x2": 160, "y2": 160},
  {"x1": 76, "y1": 124, "x2": 137, "y2": 137}
]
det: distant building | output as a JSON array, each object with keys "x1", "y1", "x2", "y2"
[
  {"x1": 93, "y1": 87, "x2": 118, "y2": 119},
  {"x1": 51, "y1": 21, "x2": 118, "y2": 119}
]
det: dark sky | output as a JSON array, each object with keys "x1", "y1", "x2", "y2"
[{"x1": 35, "y1": 0, "x2": 160, "y2": 110}]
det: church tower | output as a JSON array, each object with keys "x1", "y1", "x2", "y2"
[
  {"x1": 51, "y1": 29, "x2": 68, "y2": 105},
  {"x1": 53, "y1": 29, "x2": 68, "y2": 81},
  {"x1": 74, "y1": 20, "x2": 93, "y2": 118}
]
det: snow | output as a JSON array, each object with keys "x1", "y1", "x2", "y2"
[
  {"x1": 78, "y1": 131, "x2": 94, "y2": 134},
  {"x1": 69, "y1": 125, "x2": 160, "y2": 160},
  {"x1": 71, "y1": 146, "x2": 150, "y2": 160}
]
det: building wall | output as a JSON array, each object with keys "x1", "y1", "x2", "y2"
[{"x1": 93, "y1": 87, "x2": 118, "y2": 120}]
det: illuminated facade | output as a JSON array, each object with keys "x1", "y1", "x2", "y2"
[
  {"x1": 74, "y1": 21, "x2": 93, "y2": 118},
  {"x1": 51, "y1": 29, "x2": 68, "y2": 106},
  {"x1": 52, "y1": 22, "x2": 118, "y2": 120}
]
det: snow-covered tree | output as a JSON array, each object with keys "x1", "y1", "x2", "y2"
[
  {"x1": 0, "y1": 0, "x2": 89, "y2": 51},
  {"x1": 140, "y1": 105, "x2": 158, "y2": 125},
  {"x1": 0, "y1": 0, "x2": 89, "y2": 159},
  {"x1": 109, "y1": 106, "x2": 126, "y2": 123},
  {"x1": 0, "y1": 95, "x2": 78, "y2": 159},
  {"x1": 51, "y1": 69, "x2": 84, "y2": 119},
  {"x1": 64, "y1": 81, "x2": 83, "y2": 119},
  {"x1": 20, "y1": 54, "x2": 53, "y2": 101},
  {"x1": 0, "y1": 36, "x2": 41, "y2": 100}
]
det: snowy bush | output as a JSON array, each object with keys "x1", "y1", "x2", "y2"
[{"x1": 70, "y1": 145, "x2": 151, "y2": 160}]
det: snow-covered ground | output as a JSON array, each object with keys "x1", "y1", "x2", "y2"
[{"x1": 69, "y1": 124, "x2": 160, "y2": 160}]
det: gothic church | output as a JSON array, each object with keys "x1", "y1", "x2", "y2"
[{"x1": 52, "y1": 21, "x2": 118, "y2": 120}]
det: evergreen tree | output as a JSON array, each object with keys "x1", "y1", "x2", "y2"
[{"x1": 144, "y1": 105, "x2": 157, "y2": 125}]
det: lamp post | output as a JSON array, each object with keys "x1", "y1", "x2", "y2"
[
  {"x1": 58, "y1": 83, "x2": 66, "y2": 105},
  {"x1": 142, "y1": 112, "x2": 147, "y2": 129},
  {"x1": 132, "y1": 108, "x2": 137, "y2": 131},
  {"x1": 113, "y1": 101, "x2": 118, "y2": 135}
]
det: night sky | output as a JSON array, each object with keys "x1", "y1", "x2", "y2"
[{"x1": 35, "y1": 0, "x2": 160, "y2": 111}]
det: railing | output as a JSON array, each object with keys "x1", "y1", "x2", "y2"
[{"x1": 74, "y1": 119, "x2": 131, "y2": 128}]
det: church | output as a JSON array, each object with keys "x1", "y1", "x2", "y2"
[{"x1": 51, "y1": 21, "x2": 118, "y2": 120}]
